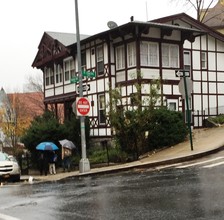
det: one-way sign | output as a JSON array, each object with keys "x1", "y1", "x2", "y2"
[{"x1": 175, "y1": 69, "x2": 190, "y2": 77}]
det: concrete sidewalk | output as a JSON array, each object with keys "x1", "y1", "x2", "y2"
[{"x1": 22, "y1": 126, "x2": 224, "y2": 183}]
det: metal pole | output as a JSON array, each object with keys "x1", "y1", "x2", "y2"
[
  {"x1": 74, "y1": 0, "x2": 90, "y2": 173},
  {"x1": 183, "y1": 72, "x2": 193, "y2": 151}
]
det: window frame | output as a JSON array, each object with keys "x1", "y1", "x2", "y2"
[
  {"x1": 140, "y1": 42, "x2": 159, "y2": 67},
  {"x1": 116, "y1": 45, "x2": 125, "y2": 70},
  {"x1": 184, "y1": 50, "x2": 191, "y2": 72},
  {"x1": 162, "y1": 43, "x2": 179, "y2": 68},
  {"x1": 63, "y1": 58, "x2": 75, "y2": 82},
  {"x1": 201, "y1": 51, "x2": 207, "y2": 69},
  {"x1": 127, "y1": 42, "x2": 136, "y2": 67},
  {"x1": 98, "y1": 94, "x2": 106, "y2": 124},
  {"x1": 96, "y1": 45, "x2": 104, "y2": 75}
]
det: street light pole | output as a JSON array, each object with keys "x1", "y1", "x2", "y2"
[{"x1": 74, "y1": 0, "x2": 90, "y2": 173}]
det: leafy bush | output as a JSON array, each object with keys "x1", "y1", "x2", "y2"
[
  {"x1": 147, "y1": 108, "x2": 188, "y2": 150},
  {"x1": 88, "y1": 145, "x2": 127, "y2": 164},
  {"x1": 207, "y1": 114, "x2": 224, "y2": 125}
]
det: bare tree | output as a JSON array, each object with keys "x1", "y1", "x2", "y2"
[
  {"x1": 170, "y1": 0, "x2": 220, "y2": 22},
  {"x1": 24, "y1": 73, "x2": 43, "y2": 93}
]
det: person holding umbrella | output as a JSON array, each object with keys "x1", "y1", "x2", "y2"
[
  {"x1": 59, "y1": 139, "x2": 76, "y2": 172},
  {"x1": 49, "y1": 151, "x2": 57, "y2": 175},
  {"x1": 36, "y1": 142, "x2": 59, "y2": 175},
  {"x1": 61, "y1": 146, "x2": 72, "y2": 172}
]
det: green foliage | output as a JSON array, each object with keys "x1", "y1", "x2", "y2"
[
  {"x1": 147, "y1": 108, "x2": 188, "y2": 150},
  {"x1": 207, "y1": 114, "x2": 224, "y2": 125},
  {"x1": 62, "y1": 115, "x2": 90, "y2": 154},
  {"x1": 21, "y1": 111, "x2": 66, "y2": 164},
  {"x1": 108, "y1": 72, "x2": 188, "y2": 159},
  {"x1": 88, "y1": 145, "x2": 127, "y2": 164},
  {"x1": 108, "y1": 75, "x2": 162, "y2": 160},
  {"x1": 21, "y1": 111, "x2": 90, "y2": 167}
]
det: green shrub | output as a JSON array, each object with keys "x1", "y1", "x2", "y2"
[
  {"x1": 208, "y1": 114, "x2": 224, "y2": 124},
  {"x1": 88, "y1": 146, "x2": 127, "y2": 164},
  {"x1": 147, "y1": 109, "x2": 188, "y2": 150}
]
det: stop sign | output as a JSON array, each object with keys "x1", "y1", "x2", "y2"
[{"x1": 76, "y1": 97, "x2": 90, "y2": 116}]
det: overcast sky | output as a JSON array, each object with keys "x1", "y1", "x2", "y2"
[{"x1": 0, "y1": 0, "x2": 196, "y2": 93}]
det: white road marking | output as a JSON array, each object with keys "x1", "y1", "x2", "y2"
[
  {"x1": 176, "y1": 156, "x2": 224, "y2": 168},
  {"x1": 203, "y1": 161, "x2": 224, "y2": 168},
  {"x1": 0, "y1": 213, "x2": 20, "y2": 220}
]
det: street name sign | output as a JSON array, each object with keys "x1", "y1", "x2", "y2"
[{"x1": 82, "y1": 70, "x2": 96, "y2": 78}]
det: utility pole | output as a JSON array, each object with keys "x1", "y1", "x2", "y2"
[{"x1": 74, "y1": 0, "x2": 90, "y2": 173}]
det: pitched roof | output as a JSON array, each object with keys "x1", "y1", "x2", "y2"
[
  {"x1": 45, "y1": 32, "x2": 90, "y2": 47},
  {"x1": 151, "y1": 13, "x2": 224, "y2": 42}
]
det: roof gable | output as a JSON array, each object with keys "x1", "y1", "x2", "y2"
[
  {"x1": 32, "y1": 32, "x2": 90, "y2": 68},
  {"x1": 151, "y1": 13, "x2": 224, "y2": 42}
]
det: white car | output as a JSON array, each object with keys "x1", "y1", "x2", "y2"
[{"x1": 0, "y1": 152, "x2": 21, "y2": 182}]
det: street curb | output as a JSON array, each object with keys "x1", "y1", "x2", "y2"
[{"x1": 21, "y1": 145, "x2": 224, "y2": 183}]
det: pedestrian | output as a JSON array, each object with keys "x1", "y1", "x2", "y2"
[
  {"x1": 38, "y1": 152, "x2": 44, "y2": 175},
  {"x1": 62, "y1": 147, "x2": 72, "y2": 172},
  {"x1": 49, "y1": 151, "x2": 57, "y2": 175},
  {"x1": 43, "y1": 151, "x2": 49, "y2": 176}
]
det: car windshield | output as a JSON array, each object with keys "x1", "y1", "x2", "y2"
[{"x1": 0, "y1": 153, "x2": 9, "y2": 161}]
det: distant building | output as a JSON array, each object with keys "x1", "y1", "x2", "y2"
[
  {"x1": 201, "y1": 0, "x2": 224, "y2": 34},
  {"x1": 0, "y1": 88, "x2": 44, "y2": 148}
]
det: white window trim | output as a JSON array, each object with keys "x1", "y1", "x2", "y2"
[
  {"x1": 98, "y1": 94, "x2": 106, "y2": 124},
  {"x1": 162, "y1": 43, "x2": 179, "y2": 68},
  {"x1": 201, "y1": 51, "x2": 207, "y2": 69},
  {"x1": 116, "y1": 45, "x2": 125, "y2": 70},
  {"x1": 63, "y1": 58, "x2": 75, "y2": 82},
  {"x1": 127, "y1": 42, "x2": 136, "y2": 67},
  {"x1": 140, "y1": 42, "x2": 159, "y2": 67}
]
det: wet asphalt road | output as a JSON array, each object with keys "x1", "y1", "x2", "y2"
[{"x1": 1, "y1": 153, "x2": 224, "y2": 220}]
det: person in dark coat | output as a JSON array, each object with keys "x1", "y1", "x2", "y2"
[{"x1": 38, "y1": 152, "x2": 44, "y2": 175}]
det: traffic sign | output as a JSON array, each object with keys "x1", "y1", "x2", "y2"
[
  {"x1": 70, "y1": 76, "x2": 79, "y2": 83},
  {"x1": 178, "y1": 77, "x2": 192, "y2": 98},
  {"x1": 82, "y1": 70, "x2": 96, "y2": 78},
  {"x1": 77, "y1": 84, "x2": 90, "y2": 93},
  {"x1": 175, "y1": 69, "x2": 190, "y2": 77},
  {"x1": 76, "y1": 97, "x2": 90, "y2": 116},
  {"x1": 72, "y1": 101, "x2": 76, "y2": 114}
]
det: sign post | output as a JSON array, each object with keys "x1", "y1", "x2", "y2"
[
  {"x1": 74, "y1": 0, "x2": 90, "y2": 173},
  {"x1": 176, "y1": 69, "x2": 193, "y2": 151}
]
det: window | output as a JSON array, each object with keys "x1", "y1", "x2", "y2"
[
  {"x1": 184, "y1": 50, "x2": 191, "y2": 71},
  {"x1": 81, "y1": 52, "x2": 86, "y2": 68},
  {"x1": 116, "y1": 45, "x2": 125, "y2": 70},
  {"x1": 64, "y1": 58, "x2": 75, "y2": 82},
  {"x1": 50, "y1": 70, "x2": 54, "y2": 85},
  {"x1": 98, "y1": 94, "x2": 106, "y2": 124},
  {"x1": 45, "y1": 67, "x2": 53, "y2": 86},
  {"x1": 55, "y1": 64, "x2": 63, "y2": 84},
  {"x1": 162, "y1": 44, "x2": 179, "y2": 68},
  {"x1": 168, "y1": 102, "x2": 176, "y2": 111},
  {"x1": 45, "y1": 68, "x2": 50, "y2": 86},
  {"x1": 201, "y1": 51, "x2": 207, "y2": 69},
  {"x1": 127, "y1": 43, "x2": 136, "y2": 67},
  {"x1": 140, "y1": 42, "x2": 159, "y2": 66},
  {"x1": 97, "y1": 45, "x2": 104, "y2": 75}
]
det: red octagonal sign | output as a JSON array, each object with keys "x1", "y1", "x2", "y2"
[{"x1": 76, "y1": 97, "x2": 90, "y2": 116}]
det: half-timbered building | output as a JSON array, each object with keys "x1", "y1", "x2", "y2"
[
  {"x1": 153, "y1": 13, "x2": 224, "y2": 127},
  {"x1": 32, "y1": 17, "x2": 206, "y2": 142}
]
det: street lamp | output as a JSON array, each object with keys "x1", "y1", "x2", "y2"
[{"x1": 74, "y1": 0, "x2": 90, "y2": 173}]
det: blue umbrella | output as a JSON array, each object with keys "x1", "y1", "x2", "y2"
[{"x1": 36, "y1": 142, "x2": 59, "y2": 151}]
